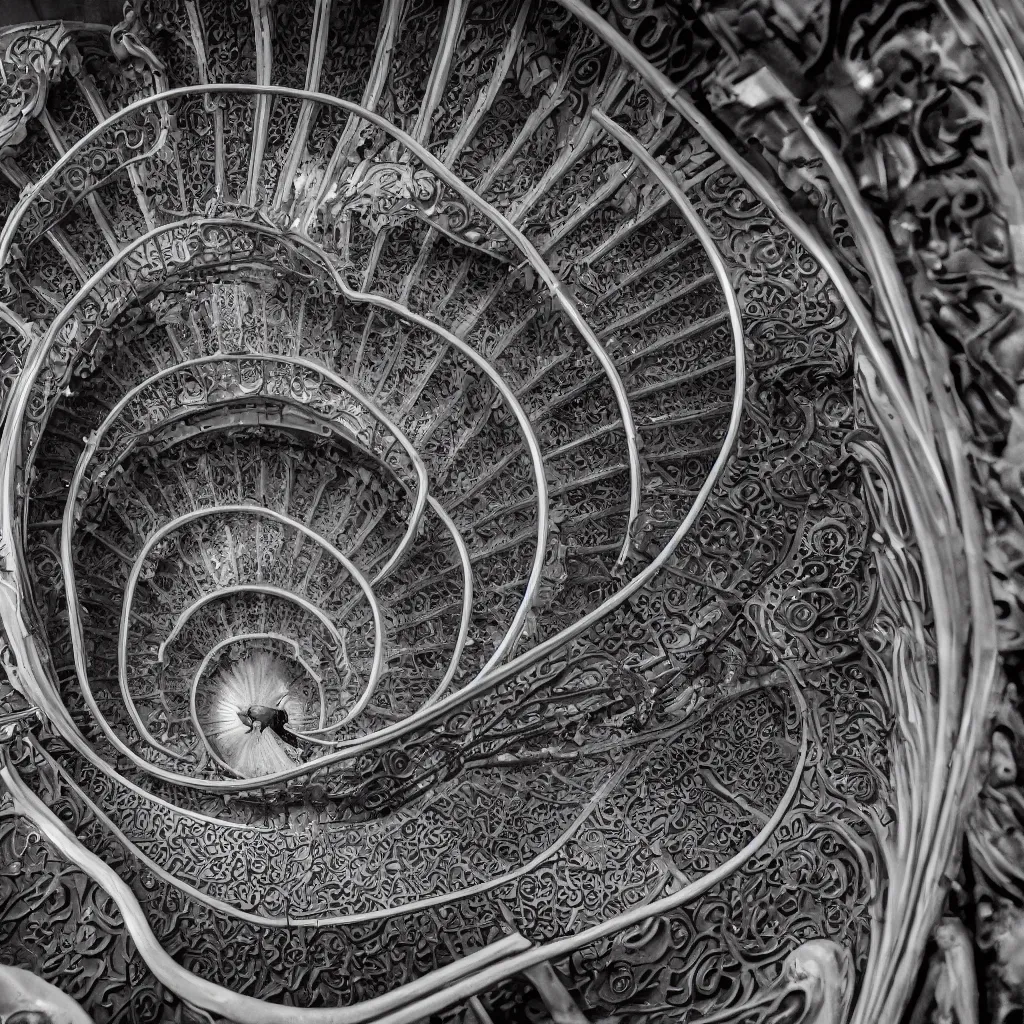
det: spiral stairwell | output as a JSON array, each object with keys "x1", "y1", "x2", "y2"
[{"x1": 0, "y1": 2, "x2": 995, "y2": 1022}]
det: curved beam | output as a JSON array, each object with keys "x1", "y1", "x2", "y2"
[
  {"x1": 331, "y1": 278, "x2": 548, "y2": 675},
  {"x1": 421, "y1": 497, "x2": 473, "y2": 707},
  {"x1": 45, "y1": 260, "x2": 429, "y2": 574},
  {"x1": 554, "y1": 0, "x2": 949, "y2": 510},
  {"x1": 92, "y1": 389, "x2": 422, "y2": 580},
  {"x1": 183, "y1": 108, "x2": 750, "y2": 764},
  {"x1": 70, "y1": 352, "x2": 425, "y2": 576},
  {"x1": 0, "y1": 83, "x2": 639, "y2": 561},
  {"x1": 28, "y1": 728, "x2": 635, "y2": 928},
  {"x1": 124, "y1": 504, "x2": 383, "y2": 739},
  {"x1": 4, "y1": 753, "x2": 539, "y2": 1024},
  {"x1": 0, "y1": 688, "x2": 803, "y2": 1020},
  {"x1": 40, "y1": 215, "x2": 546, "y2": 704},
  {"x1": 0, "y1": 91, "x2": 741, "y2": 790},
  {"x1": 159, "y1": 585, "x2": 348, "y2": 664},
  {"x1": 118, "y1": 411, "x2": 477, "y2": 733},
  {"x1": 97, "y1": 395, "x2": 364, "y2": 480}
]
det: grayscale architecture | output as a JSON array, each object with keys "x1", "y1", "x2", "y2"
[{"x1": 0, "y1": 1, "x2": 1022, "y2": 1021}]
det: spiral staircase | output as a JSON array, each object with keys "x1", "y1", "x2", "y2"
[{"x1": 0, "y1": 1, "x2": 1021, "y2": 1022}]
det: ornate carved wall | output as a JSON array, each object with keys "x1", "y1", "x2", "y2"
[{"x1": 0, "y1": 1, "x2": 1021, "y2": 1022}]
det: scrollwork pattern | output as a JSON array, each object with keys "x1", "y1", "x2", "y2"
[{"x1": 0, "y1": 3, "x2": 944, "y2": 1023}]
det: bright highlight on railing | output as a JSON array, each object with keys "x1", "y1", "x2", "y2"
[{"x1": 0, "y1": 2, "x2": 967, "y2": 1022}]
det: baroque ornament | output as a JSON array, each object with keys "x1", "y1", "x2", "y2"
[{"x1": 0, "y1": 1, "x2": 1020, "y2": 1022}]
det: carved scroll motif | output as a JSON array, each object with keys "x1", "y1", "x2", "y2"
[{"x1": 0, "y1": 24, "x2": 77, "y2": 159}]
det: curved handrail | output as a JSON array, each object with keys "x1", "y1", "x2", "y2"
[
  {"x1": 139, "y1": 107, "x2": 750, "y2": 769},
  {"x1": 325, "y1": 277, "x2": 549, "y2": 666},
  {"x1": 37, "y1": 214, "x2": 547, "y2": 677},
  {"x1": 129, "y1": 505, "x2": 383, "y2": 718},
  {"x1": 0, "y1": 83, "x2": 637, "y2": 561},
  {"x1": 260, "y1": 101, "x2": 750, "y2": 757},
  {"x1": 0, "y1": 684, "x2": 804, "y2": 1020},
  {"x1": 42, "y1": 222, "x2": 429, "y2": 580},
  {"x1": 3, "y1": 750, "x2": 540, "y2": 1024},
  {"x1": 159, "y1": 585, "x2": 348, "y2": 665},
  {"x1": 24, "y1": 732, "x2": 636, "y2": 927},
  {"x1": 109, "y1": 408, "x2": 476, "y2": 736},
  {"x1": 68, "y1": 495, "x2": 381, "y2": 782},
  {"x1": 555, "y1": 0, "x2": 950, "y2": 509},
  {"x1": 421, "y1": 497, "x2": 473, "y2": 707},
  {"x1": 27, "y1": 220, "x2": 549, "y2": 759},
  {"x1": 0, "y1": 115, "x2": 745, "y2": 793}
]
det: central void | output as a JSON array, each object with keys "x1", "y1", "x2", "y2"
[{"x1": 200, "y1": 652, "x2": 312, "y2": 778}]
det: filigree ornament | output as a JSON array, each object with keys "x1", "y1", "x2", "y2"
[
  {"x1": 0, "y1": 1, "x2": 981, "y2": 1022},
  {"x1": 328, "y1": 159, "x2": 443, "y2": 233},
  {"x1": 320, "y1": 156, "x2": 503, "y2": 259},
  {"x1": 0, "y1": 24, "x2": 76, "y2": 159}
]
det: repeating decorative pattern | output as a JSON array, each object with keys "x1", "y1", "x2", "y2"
[{"x1": 0, "y1": 1, "x2": 976, "y2": 1023}]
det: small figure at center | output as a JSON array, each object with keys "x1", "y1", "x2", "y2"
[{"x1": 237, "y1": 704, "x2": 298, "y2": 747}]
